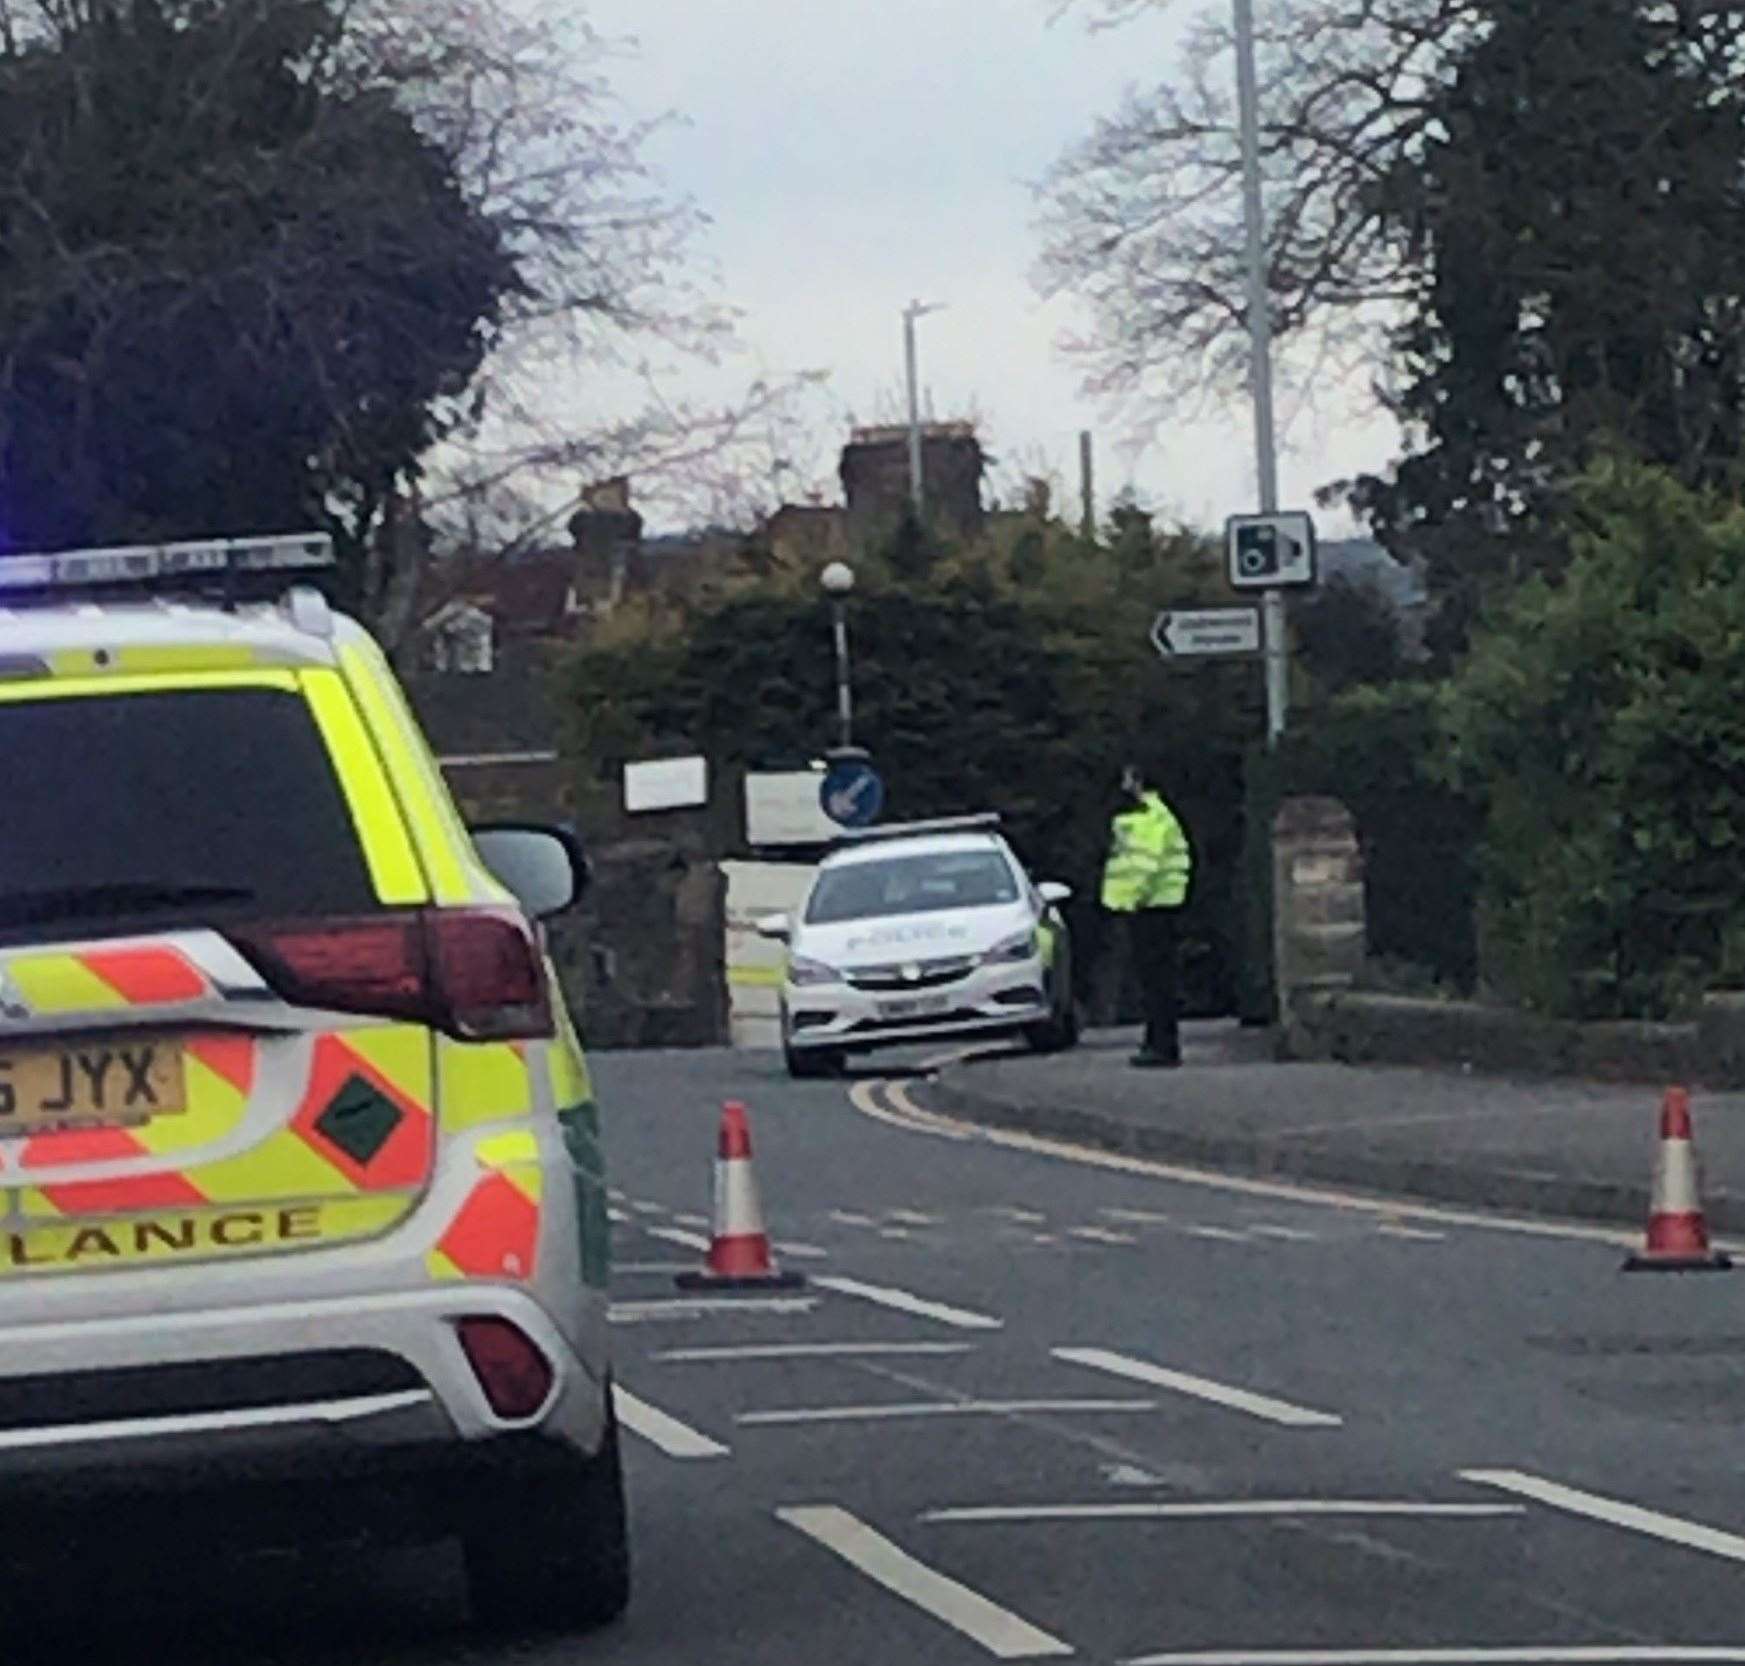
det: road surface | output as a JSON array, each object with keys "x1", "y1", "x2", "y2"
[{"x1": 22, "y1": 1049, "x2": 1745, "y2": 1665}]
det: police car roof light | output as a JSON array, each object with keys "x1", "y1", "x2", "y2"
[
  {"x1": 834, "y1": 813, "x2": 1003, "y2": 846},
  {"x1": 0, "y1": 532, "x2": 335, "y2": 602}
]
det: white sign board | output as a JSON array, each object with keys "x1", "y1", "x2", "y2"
[
  {"x1": 745, "y1": 771, "x2": 837, "y2": 847},
  {"x1": 1227, "y1": 511, "x2": 1318, "y2": 590},
  {"x1": 1151, "y1": 607, "x2": 1261, "y2": 659},
  {"x1": 624, "y1": 755, "x2": 708, "y2": 814}
]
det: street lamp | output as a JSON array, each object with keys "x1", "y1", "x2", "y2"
[
  {"x1": 903, "y1": 300, "x2": 947, "y2": 515},
  {"x1": 821, "y1": 561, "x2": 857, "y2": 752}
]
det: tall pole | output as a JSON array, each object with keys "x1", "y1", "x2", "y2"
[
  {"x1": 1079, "y1": 430, "x2": 1096, "y2": 540},
  {"x1": 904, "y1": 301, "x2": 926, "y2": 515},
  {"x1": 1234, "y1": 0, "x2": 1287, "y2": 748},
  {"x1": 831, "y1": 600, "x2": 854, "y2": 751}
]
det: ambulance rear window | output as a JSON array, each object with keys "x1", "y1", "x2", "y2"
[{"x1": 0, "y1": 688, "x2": 381, "y2": 940}]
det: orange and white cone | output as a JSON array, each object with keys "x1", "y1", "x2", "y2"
[
  {"x1": 1624, "y1": 1088, "x2": 1732, "y2": 1272},
  {"x1": 675, "y1": 1101, "x2": 805, "y2": 1291}
]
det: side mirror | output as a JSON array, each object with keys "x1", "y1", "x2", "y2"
[
  {"x1": 1038, "y1": 881, "x2": 1073, "y2": 906},
  {"x1": 753, "y1": 912, "x2": 794, "y2": 943},
  {"x1": 472, "y1": 824, "x2": 589, "y2": 921}
]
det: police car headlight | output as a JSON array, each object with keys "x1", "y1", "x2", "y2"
[
  {"x1": 982, "y1": 929, "x2": 1038, "y2": 966},
  {"x1": 788, "y1": 954, "x2": 843, "y2": 988}
]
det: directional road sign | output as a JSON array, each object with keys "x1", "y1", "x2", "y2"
[
  {"x1": 1227, "y1": 511, "x2": 1317, "y2": 590},
  {"x1": 820, "y1": 758, "x2": 886, "y2": 829},
  {"x1": 1150, "y1": 607, "x2": 1262, "y2": 660}
]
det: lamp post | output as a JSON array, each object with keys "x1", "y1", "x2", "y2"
[
  {"x1": 821, "y1": 561, "x2": 857, "y2": 752},
  {"x1": 1233, "y1": 0, "x2": 1287, "y2": 748},
  {"x1": 903, "y1": 300, "x2": 946, "y2": 515}
]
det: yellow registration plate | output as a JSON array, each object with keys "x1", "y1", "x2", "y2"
[{"x1": 0, "y1": 1038, "x2": 186, "y2": 1131}]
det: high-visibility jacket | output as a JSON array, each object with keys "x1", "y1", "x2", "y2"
[{"x1": 1101, "y1": 791, "x2": 1192, "y2": 912}]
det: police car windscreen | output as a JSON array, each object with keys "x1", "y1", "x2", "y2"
[
  {"x1": 0, "y1": 689, "x2": 380, "y2": 937},
  {"x1": 807, "y1": 850, "x2": 1019, "y2": 924}
]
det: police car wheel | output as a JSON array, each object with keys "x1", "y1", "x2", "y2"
[
  {"x1": 464, "y1": 1395, "x2": 630, "y2": 1634},
  {"x1": 785, "y1": 1044, "x2": 843, "y2": 1079}
]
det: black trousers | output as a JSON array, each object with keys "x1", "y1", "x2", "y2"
[{"x1": 1128, "y1": 908, "x2": 1182, "y2": 1060}]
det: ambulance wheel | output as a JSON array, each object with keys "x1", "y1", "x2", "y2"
[{"x1": 464, "y1": 1394, "x2": 630, "y2": 1634}]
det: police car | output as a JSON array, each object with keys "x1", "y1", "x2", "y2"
[
  {"x1": 763, "y1": 817, "x2": 1079, "y2": 1077},
  {"x1": 0, "y1": 535, "x2": 624, "y2": 1632}
]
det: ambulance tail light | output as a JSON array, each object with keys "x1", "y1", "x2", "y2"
[
  {"x1": 455, "y1": 1317, "x2": 555, "y2": 1420},
  {"x1": 230, "y1": 916, "x2": 429, "y2": 1023},
  {"x1": 230, "y1": 909, "x2": 552, "y2": 1040},
  {"x1": 425, "y1": 908, "x2": 551, "y2": 1041}
]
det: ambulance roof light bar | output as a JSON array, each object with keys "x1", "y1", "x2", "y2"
[{"x1": 0, "y1": 532, "x2": 334, "y2": 604}]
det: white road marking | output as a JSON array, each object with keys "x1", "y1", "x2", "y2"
[
  {"x1": 814, "y1": 1274, "x2": 1003, "y2": 1330},
  {"x1": 1067, "y1": 1226, "x2": 1138, "y2": 1246},
  {"x1": 610, "y1": 1297, "x2": 818, "y2": 1323},
  {"x1": 991, "y1": 1206, "x2": 1049, "y2": 1225},
  {"x1": 881, "y1": 1228, "x2": 914, "y2": 1240},
  {"x1": 612, "y1": 1386, "x2": 729, "y2": 1459},
  {"x1": 887, "y1": 1209, "x2": 939, "y2": 1226},
  {"x1": 741, "y1": 1399, "x2": 1155, "y2": 1427},
  {"x1": 655, "y1": 1342, "x2": 976, "y2": 1364},
  {"x1": 674, "y1": 1213, "x2": 710, "y2": 1228},
  {"x1": 1462, "y1": 1470, "x2": 1745, "y2": 1563},
  {"x1": 923, "y1": 1500, "x2": 1527, "y2": 1524},
  {"x1": 1101, "y1": 1208, "x2": 1174, "y2": 1226},
  {"x1": 630, "y1": 1200, "x2": 669, "y2": 1216},
  {"x1": 1054, "y1": 1348, "x2": 1343, "y2": 1429},
  {"x1": 646, "y1": 1225, "x2": 713, "y2": 1253},
  {"x1": 778, "y1": 1505, "x2": 1072, "y2": 1659},
  {"x1": 1124, "y1": 1652, "x2": 1745, "y2": 1666},
  {"x1": 850, "y1": 1084, "x2": 1661, "y2": 1252},
  {"x1": 1248, "y1": 1224, "x2": 1319, "y2": 1242},
  {"x1": 774, "y1": 1240, "x2": 831, "y2": 1259},
  {"x1": 1378, "y1": 1224, "x2": 1447, "y2": 1242},
  {"x1": 831, "y1": 1209, "x2": 879, "y2": 1227},
  {"x1": 607, "y1": 1207, "x2": 631, "y2": 1224},
  {"x1": 1180, "y1": 1225, "x2": 1253, "y2": 1243}
]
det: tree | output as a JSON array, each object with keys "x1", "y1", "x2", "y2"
[
  {"x1": 1038, "y1": 0, "x2": 1464, "y2": 418},
  {"x1": 1442, "y1": 458, "x2": 1745, "y2": 1018},
  {"x1": 1043, "y1": 1, "x2": 1745, "y2": 650},
  {"x1": 1348, "y1": 0, "x2": 1745, "y2": 652},
  {"x1": 0, "y1": 0, "x2": 706, "y2": 621},
  {"x1": 1293, "y1": 575, "x2": 1404, "y2": 696}
]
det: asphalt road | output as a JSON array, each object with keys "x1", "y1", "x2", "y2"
[{"x1": 26, "y1": 1048, "x2": 1745, "y2": 1665}]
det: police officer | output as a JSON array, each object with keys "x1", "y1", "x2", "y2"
[{"x1": 1101, "y1": 764, "x2": 1193, "y2": 1069}]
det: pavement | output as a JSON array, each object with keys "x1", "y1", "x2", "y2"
[
  {"x1": 34, "y1": 1047, "x2": 1745, "y2": 1664},
  {"x1": 927, "y1": 1022, "x2": 1745, "y2": 1236}
]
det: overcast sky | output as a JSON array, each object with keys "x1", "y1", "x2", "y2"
[{"x1": 573, "y1": 0, "x2": 1398, "y2": 533}]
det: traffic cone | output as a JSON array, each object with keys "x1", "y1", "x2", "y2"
[
  {"x1": 675, "y1": 1101, "x2": 806, "y2": 1291},
  {"x1": 1624, "y1": 1088, "x2": 1732, "y2": 1272}
]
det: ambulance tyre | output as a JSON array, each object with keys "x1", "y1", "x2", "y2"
[{"x1": 464, "y1": 1394, "x2": 630, "y2": 1635}]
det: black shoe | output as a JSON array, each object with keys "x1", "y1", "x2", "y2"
[{"x1": 1129, "y1": 1050, "x2": 1181, "y2": 1070}]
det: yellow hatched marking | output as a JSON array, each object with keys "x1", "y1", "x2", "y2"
[
  {"x1": 438, "y1": 1040, "x2": 533, "y2": 1132},
  {"x1": 548, "y1": 1001, "x2": 592, "y2": 1107},
  {"x1": 301, "y1": 672, "x2": 428, "y2": 907},
  {"x1": 131, "y1": 1051, "x2": 249, "y2": 1156},
  {"x1": 8, "y1": 955, "x2": 129, "y2": 1014},
  {"x1": 190, "y1": 1132, "x2": 352, "y2": 1204},
  {"x1": 0, "y1": 670, "x2": 299, "y2": 704},
  {"x1": 426, "y1": 1248, "x2": 466, "y2": 1282},
  {"x1": 476, "y1": 1131, "x2": 540, "y2": 1169},
  {"x1": 498, "y1": 1162, "x2": 544, "y2": 1208},
  {"x1": 337, "y1": 642, "x2": 479, "y2": 905},
  {"x1": 342, "y1": 1025, "x2": 434, "y2": 1105}
]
